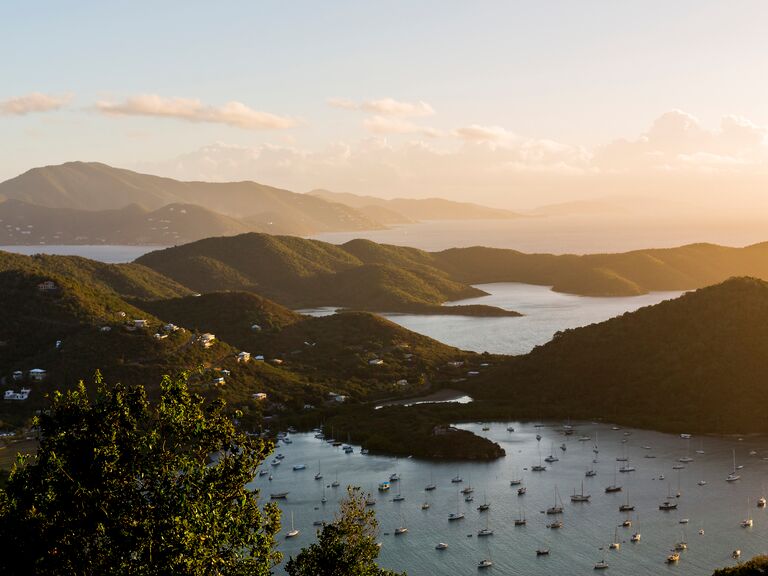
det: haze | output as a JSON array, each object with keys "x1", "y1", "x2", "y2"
[{"x1": 3, "y1": 1, "x2": 768, "y2": 233}]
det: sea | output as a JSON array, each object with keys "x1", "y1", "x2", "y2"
[{"x1": 260, "y1": 424, "x2": 768, "y2": 576}]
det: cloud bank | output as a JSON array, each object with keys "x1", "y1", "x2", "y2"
[
  {"x1": 96, "y1": 94, "x2": 297, "y2": 130},
  {"x1": 0, "y1": 92, "x2": 72, "y2": 116}
]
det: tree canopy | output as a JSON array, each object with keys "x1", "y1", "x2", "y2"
[{"x1": 0, "y1": 373, "x2": 281, "y2": 576}]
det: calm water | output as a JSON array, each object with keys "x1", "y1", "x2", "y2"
[
  {"x1": 301, "y1": 283, "x2": 684, "y2": 355},
  {"x1": 0, "y1": 244, "x2": 162, "y2": 263},
  {"x1": 312, "y1": 217, "x2": 767, "y2": 254},
  {"x1": 258, "y1": 424, "x2": 768, "y2": 576}
]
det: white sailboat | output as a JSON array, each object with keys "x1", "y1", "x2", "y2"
[
  {"x1": 571, "y1": 480, "x2": 591, "y2": 502},
  {"x1": 448, "y1": 490, "x2": 465, "y2": 521},
  {"x1": 609, "y1": 526, "x2": 620, "y2": 550},
  {"x1": 546, "y1": 486, "x2": 564, "y2": 514},
  {"x1": 741, "y1": 498, "x2": 754, "y2": 528},
  {"x1": 727, "y1": 449, "x2": 741, "y2": 482},
  {"x1": 286, "y1": 511, "x2": 300, "y2": 538}
]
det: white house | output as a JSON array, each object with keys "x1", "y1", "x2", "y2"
[
  {"x1": 368, "y1": 359, "x2": 384, "y2": 366},
  {"x1": 251, "y1": 324, "x2": 262, "y2": 332},
  {"x1": 28, "y1": 368, "x2": 47, "y2": 382},
  {"x1": 12, "y1": 371, "x2": 23, "y2": 381},
  {"x1": 255, "y1": 355, "x2": 265, "y2": 361},
  {"x1": 328, "y1": 393, "x2": 347, "y2": 403},
  {"x1": 133, "y1": 319, "x2": 149, "y2": 328},
  {"x1": 237, "y1": 351, "x2": 251, "y2": 363},
  {"x1": 252, "y1": 392, "x2": 268, "y2": 401},
  {"x1": 4, "y1": 388, "x2": 31, "y2": 401},
  {"x1": 212, "y1": 377, "x2": 225, "y2": 386},
  {"x1": 200, "y1": 333, "x2": 216, "y2": 348},
  {"x1": 396, "y1": 379, "x2": 409, "y2": 387},
  {"x1": 37, "y1": 280, "x2": 57, "y2": 292},
  {"x1": 163, "y1": 323, "x2": 179, "y2": 332}
]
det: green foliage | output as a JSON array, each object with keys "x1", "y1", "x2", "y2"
[
  {"x1": 286, "y1": 487, "x2": 403, "y2": 576},
  {"x1": 713, "y1": 555, "x2": 768, "y2": 575},
  {"x1": 0, "y1": 373, "x2": 281, "y2": 576}
]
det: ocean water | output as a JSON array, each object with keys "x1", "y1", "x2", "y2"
[
  {"x1": 0, "y1": 244, "x2": 161, "y2": 263},
  {"x1": 311, "y1": 217, "x2": 768, "y2": 254},
  {"x1": 301, "y1": 283, "x2": 684, "y2": 355},
  {"x1": 259, "y1": 424, "x2": 768, "y2": 576}
]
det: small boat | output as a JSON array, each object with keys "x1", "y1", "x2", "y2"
[
  {"x1": 733, "y1": 550, "x2": 741, "y2": 559},
  {"x1": 531, "y1": 464, "x2": 547, "y2": 472},
  {"x1": 435, "y1": 542, "x2": 448, "y2": 550},
  {"x1": 421, "y1": 502, "x2": 430, "y2": 510},
  {"x1": 451, "y1": 474, "x2": 463, "y2": 483},
  {"x1": 621, "y1": 519, "x2": 632, "y2": 528},
  {"x1": 547, "y1": 520, "x2": 563, "y2": 529},
  {"x1": 536, "y1": 548, "x2": 550, "y2": 556},
  {"x1": 631, "y1": 532, "x2": 641, "y2": 542},
  {"x1": 680, "y1": 433, "x2": 692, "y2": 439},
  {"x1": 461, "y1": 486, "x2": 475, "y2": 495},
  {"x1": 343, "y1": 445, "x2": 354, "y2": 454},
  {"x1": 482, "y1": 426, "x2": 490, "y2": 432},
  {"x1": 286, "y1": 511, "x2": 299, "y2": 538},
  {"x1": 536, "y1": 434, "x2": 542, "y2": 441},
  {"x1": 360, "y1": 448, "x2": 369, "y2": 455},
  {"x1": 679, "y1": 456, "x2": 694, "y2": 463},
  {"x1": 674, "y1": 541, "x2": 687, "y2": 551},
  {"x1": 510, "y1": 478, "x2": 523, "y2": 486},
  {"x1": 313, "y1": 520, "x2": 324, "y2": 527},
  {"x1": 293, "y1": 464, "x2": 306, "y2": 471},
  {"x1": 478, "y1": 559, "x2": 493, "y2": 569},
  {"x1": 392, "y1": 494, "x2": 405, "y2": 502},
  {"x1": 448, "y1": 512, "x2": 465, "y2": 521},
  {"x1": 594, "y1": 560, "x2": 609, "y2": 570},
  {"x1": 478, "y1": 528, "x2": 493, "y2": 537},
  {"x1": 270, "y1": 492, "x2": 289, "y2": 499},
  {"x1": 560, "y1": 443, "x2": 567, "y2": 452},
  {"x1": 394, "y1": 526, "x2": 408, "y2": 535},
  {"x1": 546, "y1": 487, "x2": 564, "y2": 514},
  {"x1": 271, "y1": 459, "x2": 281, "y2": 466},
  {"x1": 586, "y1": 469, "x2": 597, "y2": 477},
  {"x1": 672, "y1": 464, "x2": 686, "y2": 470},
  {"x1": 698, "y1": 529, "x2": 704, "y2": 535},
  {"x1": 727, "y1": 450, "x2": 741, "y2": 482},
  {"x1": 609, "y1": 527, "x2": 620, "y2": 550},
  {"x1": 378, "y1": 481, "x2": 390, "y2": 492},
  {"x1": 619, "y1": 465, "x2": 636, "y2": 473},
  {"x1": 758, "y1": 496, "x2": 767, "y2": 508},
  {"x1": 571, "y1": 481, "x2": 591, "y2": 502},
  {"x1": 517, "y1": 486, "x2": 527, "y2": 496},
  {"x1": 679, "y1": 518, "x2": 689, "y2": 524},
  {"x1": 659, "y1": 500, "x2": 678, "y2": 511},
  {"x1": 579, "y1": 435, "x2": 591, "y2": 442},
  {"x1": 389, "y1": 473, "x2": 400, "y2": 482},
  {"x1": 507, "y1": 424, "x2": 515, "y2": 432},
  {"x1": 364, "y1": 497, "x2": 376, "y2": 507},
  {"x1": 659, "y1": 474, "x2": 665, "y2": 480},
  {"x1": 259, "y1": 470, "x2": 268, "y2": 476},
  {"x1": 465, "y1": 495, "x2": 474, "y2": 502},
  {"x1": 544, "y1": 454, "x2": 559, "y2": 463},
  {"x1": 666, "y1": 552, "x2": 680, "y2": 563},
  {"x1": 698, "y1": 480, "x2": 707, "y2": 486}
]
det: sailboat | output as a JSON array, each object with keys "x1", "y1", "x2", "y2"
[
  {"x1": 696, "y1": 438, "x2": 705, "y2": 455},
  {"x1": 477, "y1": 511, "x2": 493, "y2": 536},
  {"x1": 741, "y1": 498, "x2": 753, "y2": 527},
  {"x1": 631, "y1": 516, "x2": 641, "y2": 542},
  {"x1": 619, "y1": 490, "x2": 634, "y2": 512},
  {"x1": 544, "y1": 442, "x2": 559, "y2": 463},
  {"x1": 321, "y1": 485, "x2": 327, "y2": 504},
  {"x1": 286, "y1": 511, "x2": 300, "y2": 538},
  {"x1": 514, "y1": 506, "x2": 527, "y2": 526},
  {"x1": 679, "y1": 437, "x2": 694, "y2": 463},
  {"x1": 448, "y1": 490, "x2": 465, "y2": 521},
  {"x1": 609, "y1": 527, "x2": 620, "y2": 550},
  {"x1": 425, "y1": 471, "x2": 436, "y2": 491},
  {"x1": 394, "y1": 513, "x2": 408, "y2": 535},
  {"x1": 331, "y1": 471, "x2": 340, "y2": 488},
  {"x1": 392, "y1": 479, "x2": 405, "y2": 502},
  {"x1": 605, "y1": 468, "x2": 622, "y2": 493},
  {"x1": 510, "y1": 467, "x2": 523, "y2": 485},
  {"x1": 314, "y1": 461, "x2": 323, "y2": 481},
  {"x1": 477, "y1": 492, "x2": 490, "y2": 511},
  {"x1": 594, "y1": 548, "x2": 609, "y2": 570},
  {"x1": 546, "y1": 486, "x2": 564, "y2": 514},
  {"x1": 571, "y1": 480, "x2": 591, "y2": 502},
  {"x1": 451, "y1": 472, "x2": 463, "y2": 483},
  {"x1": 659, "y1": 483, "x2": 678, "y2": 511},
  {"x1": 461, "y1": 473, "x2": 474, "y2": 495},
  {"x1": 532, "y1": 444, "x2": 547, "y2": 472},
  {"x1": 727, "y1": 449, "x2": 741, "y2": 482},
  {"x1": 758, "y1": 487, "x2": 767, "y2": 508}
]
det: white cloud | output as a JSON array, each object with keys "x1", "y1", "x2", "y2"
[
  {"x1": 0, "y1": 92, "x2": 72, "y2": 115},
  {"x1": 96, "y1": 94, "x2": 297, "y2": 130},
  {"x1": 363, "y1": 115, "x2": 441, "y2": 137},
  {"x1": 328, "y1": 97, "x2": 435, "y2": 117},
  {"x1": 454, "y1": 124, "x2": 515, "y2": 142}
]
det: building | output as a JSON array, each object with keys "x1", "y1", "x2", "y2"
[
  {"x1": 255, "y1": 355, "x2": 265, "y2": 361},
  {"x1": 252, "y1": 392, "x2": 268, "y2": 401},
  {"x1": 37, "y1": 280, "x2": 58, "y2": 292},
  {"x1": 328, "y1": 393, "x2": 347, "y2": 403},
  {"x1": 12, "y1": 371, "x2": 23, "y2": 381},
  {"x1": 200, "y1": 333, "x2": 216, "y2": 348},
  {"x1": 251, "y1": 324, "x2": 262, "y2": 332},
  {"x1": 368, "y1": 359, "x2": 384, "y2": 366},
  {"x1": 212, "y1": 377, "x2": 225, "y2": 386},
  {"x1": 133, "y1": 319, "x2": 149, "y2": 328},
  {"x1": 396, "y1": 379, "x2": 409, "y2": 386},
  {"x1": 163, "y1": 323, "x2": 180, "y2": 332},
  {"x1": 28, "y1": 368, "x2": 47, "y2": 382},
  {"x1": 237, "y1": 351, "x2": 251, "y2": 363},
  {"x1": 4, "y1": 388, "x2": 31, "y2": 401}
]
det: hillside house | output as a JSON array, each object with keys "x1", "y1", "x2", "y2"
[
  {"x1": 163, "y1": 323, "x2": 179, "y2": 332},
  {"x1": 237, "y1": 351, "x2": 251, "y2": 363},
  {"x1": 328, "y1": 393, "x2": 347, "y2": 403},
  {"x1": 4, "y1": 388, "x2": 31, "y2": 401},
  {"x1": 12, "y1": 371, "x2": 23, "y2": 381},
  {"x1": 200, "y1": 333, "x2": 216, "y2": 348},
  {"x1": 212, "y1": 377, "x2": 225, "y2": 386},
  {"x1": 252, "y1": 392, "x2": 268, "y2": 401},
  {"x1": 396, "y1": 379, "x2": 409, "y2": 387},
  {"x1": 28, "y1": 368, "x2": 46, "y2": 382},
  {"x1": 100, "y1": 326, "x2": 112, "y2": 332},
  {"x1": 133, "y1": 319, "x2": 149, "y2": 328},
  {"x1": 368, "y1": 359, "x2": 384, "y2": 366},
  {"x1": 251, "y1": 324, "x2": 262, "y2": 332},
  {"x1": 255, "y1": 355, "x2": 265, "y2": 361},
  {"x1": 37, "y1": 280, "x2": 58, "y2": 292}
]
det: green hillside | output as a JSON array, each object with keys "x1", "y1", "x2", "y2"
[{"x1": 467, "y1": 277, "x2": 768, "y2": 433}]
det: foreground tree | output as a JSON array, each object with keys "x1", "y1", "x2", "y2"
[
  {"x1": 0, "y1": 373, "x2": 281, "y2": 576},
  {"x1": 286, "y1": 487, "x2": 403, "y2": 576}
]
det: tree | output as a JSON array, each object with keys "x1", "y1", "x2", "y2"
[
  {"x1": 0, "y1": 373, "x2": 282, "y2": 576},
  {"x1": 286, "y1": 486, "x2": 403, "y2": 576},
  {"x1": 713, "y1": 556, "x2": 768, "y2": 576}
]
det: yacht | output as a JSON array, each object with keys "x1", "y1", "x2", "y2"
[
  {"x1": 672, "y1": 463, "x2": 686, "y2": 470},
  {"x1": 517, "y1": 486, "x2": 527, "y2": 496},
  {"x1": 605, "y1": 470, "x2": 622, "y2": 493},
  {"x1": 631, "y1": 532, "x2": 641, "y2": 542},
  {"x1": 571, "y1": 481, "x2": 591, "y2": 502},
  {"x1": 546, "y1": 487, "x2": 564, "y2": 514},
  {"x1": 546, "y1": 520, "x2": 563, "y2": 529},
  {"x1": 727, "y1": 450, "x2": 742, "y2": 481},
  {"x1": 293, "y1": 464, "x2": 306, "y2": 471},
  {"x1": 270, "y1": 492, "x2": 289, "y2": 499},
  {"x1": 510, "y1": 478, "x2": 523, "y2": 486},
  {"x1": 478, "y1": 559, "x2": 493, "y2": 569},
  {"x1": 285, "y1": 512, "x2": 299, "y2": 538},
  {"x1": 609, "y1": 527, "x2": 621, "y2": 550},
  {"x1": 594, "y1": 560, "x2": 609, "y2": 570},
  {"x1": 451, "y1": 474, "x2": 463, "y2": 483},
  {"x1": 619, "y1": 464, "x2": 636, "y2": 473},
  {"x1": 536, "y1": 548, "x2": 550, "y2": 556},
  {"x1": 389, "y1": 473, "x2": 400, "y2": 482},
  {"x1": 461, "y1": 485, "x2": 475, "y2": 495},
  {"x1": 394, "y1": 526, "x2": 408, "y2": 535},
  {"x1": 478, "y1": 527, "x2": 493, "y2": 537},
  {"x1": 619, "y1": 491, "x2": 634, "y2": 512},
  {"x1": 666, "y1": 552, "x2": 680, "y2": 563},
  {"x1": 758, "y1": 496, "x2": 767, "y2": 508},
  {"x1": 435, "y1": 542, "x2": 448, "y2": 550},
  {"x1": 659, "y1": 500, "x2": 678, "y2": 511},
  {"x1": 586, "y1": 469, "x2": 597, "y2": 477}
]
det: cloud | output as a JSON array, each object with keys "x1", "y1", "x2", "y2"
[
  {"x1": 454, "y1": 124, "x2": 515, "y2": 142},
  {"x1": 96, "y1": 94, "x2": 297, "y2": 130},
  {"x1": 328, "y1": 97, "x2": 435, "y2": 117},
  {"x1": 362, "y1": 115, "x2": 441, "y2": 137},
  {"x1": 0, "y1": 92, "x2": 72, "y2": 116}
]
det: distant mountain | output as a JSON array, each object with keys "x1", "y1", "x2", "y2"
[
  {"x1": 0, "y1": 162, "x2": 385, "y2": 236},
  {"x1": 135, "y1": 234, "x2": 519, "y2": 316},
  {"x1": 0, "y1": 199, "x2": 253, "y2": 245},
  {"x1": 471, "y1": 277, "x2": 768, "y2": 433},
  {"x1": 309, "y1": 189, "x2": 522, "y2": 221}
]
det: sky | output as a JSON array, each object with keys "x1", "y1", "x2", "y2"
[{"x1": 3, "y1": 0, "x2": 768, "y2": 210}]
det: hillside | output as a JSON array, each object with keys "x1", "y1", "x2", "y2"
[
  {"x1": 0, "y1": 162, "x2": 385, "y2": 235},
  {"x1": 310, "y1": 189, "x2": 522, "y2": 221},
  {"x1": 0, "y1": 199, "x2": 253, "y2": 245},
  {"x1": 467, "y1": 277, "x2": 768, "y2": 433},
  {"x1": 135, "y1": 234, "x2": 512, "y2": 314}
]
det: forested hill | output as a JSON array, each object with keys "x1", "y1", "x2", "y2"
[{"x1": 469, "y1": 277, "x2": 768, "y2": 433}]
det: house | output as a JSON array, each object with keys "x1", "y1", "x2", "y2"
[
  {"x1": 212, "y1": 377, "x2": 225, "y2": 386},
  {"x1": 255, "y1": 355, "x2": 265, "y2": 361},
  {"x1": 221, "y1": 369, "x2": 231, "y2": 376},
  {"x1": 37, "y1": 280, "x2": 58, "y2": 292},
  {"x1": 4, "y1": 388, "x2": 31, "y2": 401},
  {"x1": 303, "y1": 404, "x2": 315, "y2": 410},
  {"x1": 368, "y1": 359, "x2": 384, "y2": 366},
  {"x1": 271, "y1": 358, "x2": 284, "y2": 365},
  {"x1": 447, "y1": 361, "x2": 464, "y2": 368},
  {"x1": 237, "y1": 351, "x2": 251, "y2": 363},
  {"x1": 12, "y1": 371, "x2": 23, "y2": 381},
  {"x1": 328, "y1": 393, "x2": 347, "y2": 403},
  {"x1": 200, "y1": 333, "x2": 216, "y2": 348},
  {"x1": 28, "y1": 368, "x2": 46, "y2": 382},
  {"x1": 251, "y1": 324, "x2": 262, "y2": 332},
  {"x1": 133, "y1": 319, "x2": 149, "y2": 328},
  {"x1": 163, "y1": 323, "x2": 179, "y2": 332},
  {"x1": 153, "y1": 333, "x2": 167, "y2": 340},
  {"x1": 252, "y1": 392, "x2": 268, "y2": 401},
  {"x1": 396, "y1": 379, "x2": 409, "y2": 387},
  {"x1": 100, "y1": 326, "x2": 112, "y2": 333}
]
